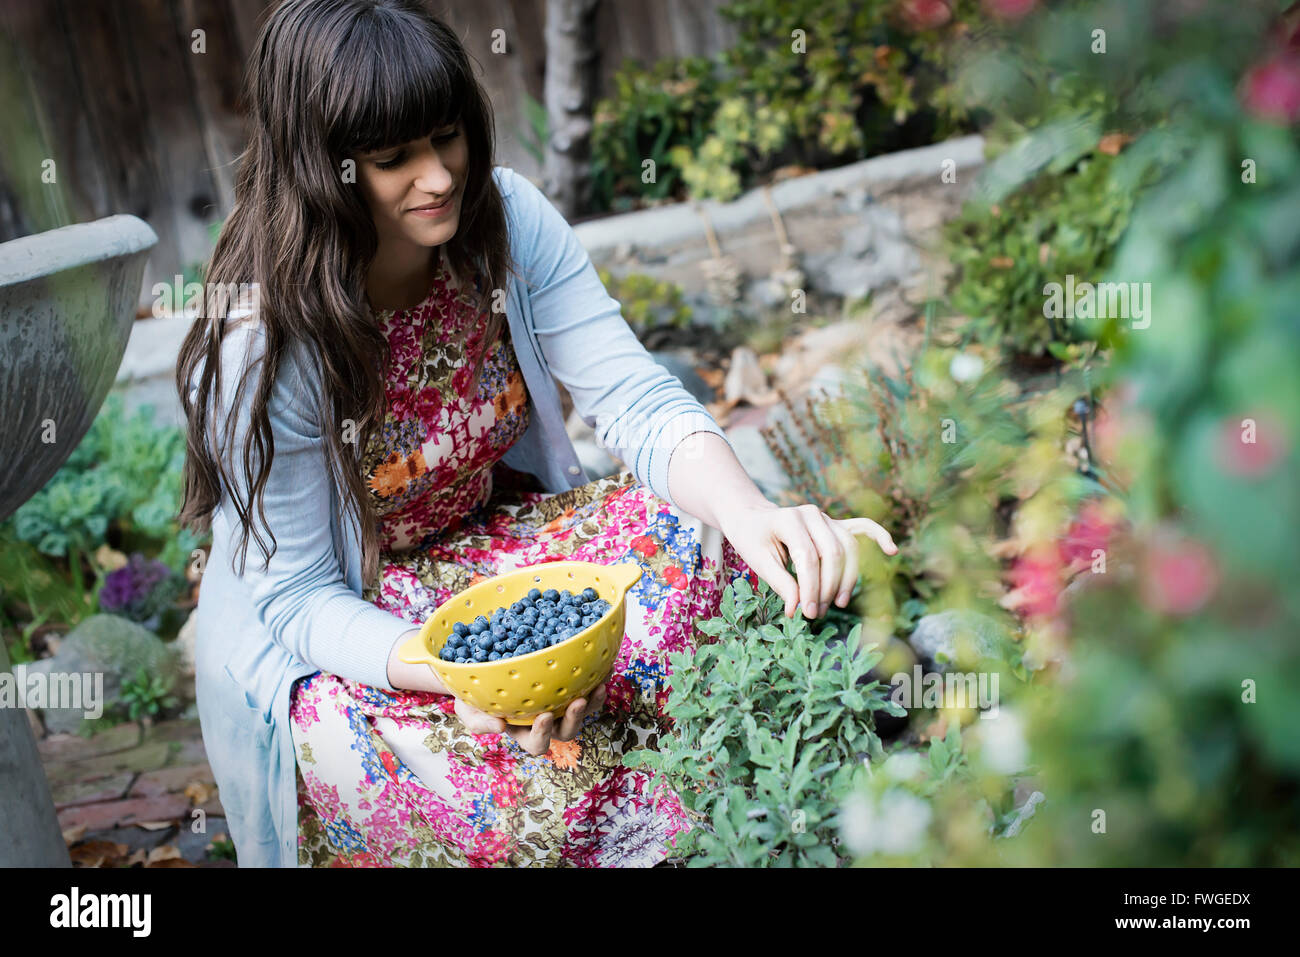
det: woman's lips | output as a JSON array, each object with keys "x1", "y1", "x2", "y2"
[{"x1": 409, "y1": 191, "x2": 455, "y2": 218}]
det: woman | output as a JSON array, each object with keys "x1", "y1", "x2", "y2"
[{"x1": 177, "y1": 0, "x2": 896, "y2": 867}]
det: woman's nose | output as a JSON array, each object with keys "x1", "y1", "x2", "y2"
[{"x1": 412, "y1": 146, "x2": 454, "y2": 196}]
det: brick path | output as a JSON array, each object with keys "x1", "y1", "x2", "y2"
[{"x1": 39, "y1": 716, "x2": 234, "y2": 867}]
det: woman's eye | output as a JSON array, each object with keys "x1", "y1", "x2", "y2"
[
  {"x1": 375, "y1": 151, "x2": 405, "y2": 170},
  {"x1": 433, "y1": 129, "x2": 460, "y2": 145}
]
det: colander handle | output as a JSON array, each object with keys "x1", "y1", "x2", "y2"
[
  {"x1": 398, "y1": 630, "x2": 436, "y2": 666},
  {"x1": 608, "y1": 560, "x2": 643, "y2": 594}
]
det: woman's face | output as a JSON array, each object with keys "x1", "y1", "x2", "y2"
[{"x1": 354, "y1": 122, "x2": 468, "y2": 250}]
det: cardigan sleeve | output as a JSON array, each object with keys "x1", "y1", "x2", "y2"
[
  {"x1": 199, "y1": 323, "x2": 412, "y2": 692},
  {"x1": 502, "y1": 169, "x2": 734, "y2": 508}
]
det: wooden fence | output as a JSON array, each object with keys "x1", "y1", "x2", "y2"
[{"x1": 0, "y1": 0, "x2": 738, "y2": 295}]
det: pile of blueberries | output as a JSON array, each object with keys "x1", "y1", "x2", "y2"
[{"x1": 438, "y1": 586, "x2": 612, "y2": 663}]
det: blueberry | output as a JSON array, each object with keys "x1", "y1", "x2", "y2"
[
  {"x1": 473, "y1": 649, "x2": 488, "y2": 662},
  {"x1": 488, "y1": 651, "x2": 501, "y2": 661},
  {"x1": 455, "y1": 656, "x2": 469, "y2": 664},
  {"x1": 469, "y1": 621, "x2": 485, "y2": 635},
  {"x1": 566, "y1": 612, "x2": 581, "y2": 627},
  {"x1": 504, "y1": 637, "x2": 518, "y2": 651},
  {"x1": 582, "y1": 587, "x2": 598, "y2": 602},
  {"x1": 542, "y1": 588, "x2": 558, "y2": 602},
  {"x1": 474, "y1": 615, "x2": 489, "y2": 628},
  {"x1": 528, "y1": 588, "x2": 541, "y2": 601},
  {"x1": 453, "y1": 621, "x2": 469, "y2": 636},
  {"x1": 491, "y1": 623, "x2": 506, "y2": 638}
]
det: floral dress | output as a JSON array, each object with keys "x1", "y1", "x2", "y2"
[{"x1": 287, "y1": 255, "x2": 754, "y2": 867}]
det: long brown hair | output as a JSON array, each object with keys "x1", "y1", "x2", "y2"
[{"x1": 176, "y1": 0, "x2": 517, "y2": 589}]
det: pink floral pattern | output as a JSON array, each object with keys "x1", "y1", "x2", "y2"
[{"x1": 288, "y1": 256, "x2": 754, "y2": 867}]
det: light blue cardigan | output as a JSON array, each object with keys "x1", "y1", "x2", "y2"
[{"x1": 187, "y1": 166, "x2": 733, "y2": 867}]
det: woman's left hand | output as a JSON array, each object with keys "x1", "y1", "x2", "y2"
[{"x1": 717, "y1": 502, "x2": 898, "y2": 619}]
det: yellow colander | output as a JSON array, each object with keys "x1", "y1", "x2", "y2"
[{"x1": 398, "y1": 560, "x2": 643, "y2": 725}]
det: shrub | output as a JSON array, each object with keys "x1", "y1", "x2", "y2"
[
  {"x1": 623, "y1": 574, "x2": 904, "y2": 866},
  {"x1": 596, "y1": 269, "x2": 694, "y2": 330},
  {"x1": 590, "y1": 0, "x2": 989, "y2": 206}
]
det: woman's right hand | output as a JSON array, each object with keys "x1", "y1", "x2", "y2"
[{"x1": 453, "y1": 683, "x2": 608, "y2": 756}]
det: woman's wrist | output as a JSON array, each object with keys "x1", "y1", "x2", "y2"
[
  {"x1": 386, "y1": 629, "x2": 452, "y2": 695},
  {"x1": 667, "y1": 431, "x2": 773, "y2": 531}
]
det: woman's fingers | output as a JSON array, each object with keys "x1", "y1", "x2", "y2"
[
  {"x1": 841, "y1": 516, "x2": 898, "y2": 556},
  {"x1": 798, "y1": 504, "x2": 846, "y2": 615},
  {"x1": 454, "y1": 697, "x2": 506, "y2": 735},
  {"x1": 511, "y1": 711, "x2": 554, "y2": 756},
  {"x1": 745, "y1": 537, "x2": 802, "y2": 618},
  {"x1": 827, "y1": 518, "x2": 861, "y2": 608},
  {"x1": 778, "y1": 512, "x2": 822, "y2": 618},
  {"x1": 461, "y1": 683, "x2": 610, "y2": 758}
]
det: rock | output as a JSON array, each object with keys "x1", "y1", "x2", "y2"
[
  {"x1": 907, "y1": 610, "x2": 1008, "y2": 671},
  {"x1": 23, "y1": 614, "x2": 181, "y2": 734},
  {"x1": 723, "y1": 346, "x2": 773, "y2": 405},
  {"x1": 649, "y1": 349, "x2": 715, "y2": 406},
  {"x1": 723, "y1": 424, "x2": 790, "y2": 499},
  {"x1": 745, "y1": 275, "x2": 792, "y2": 311},
  {"x1": 802, "y1": 205, "x2": 920, "y2": 300},
  {"x1": 770, "y1": 320, "x2": 867, "y2": 388}
]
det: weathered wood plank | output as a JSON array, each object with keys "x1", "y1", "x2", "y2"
[
  {"x1": 176, "y1": 0, "x2": 250, "y2": 215},
  {"x1": 116, "y1": 0, "x2": 220, "y2": 291}
]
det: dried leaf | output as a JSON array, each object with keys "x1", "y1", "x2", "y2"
[
  {"x1": 62, "y1": 825, "x2": 87, "y2": 845},
  {"x1": 989, "y1": 256, "x2": 1015, "y2": 269},
  {"x1": 135, "y1": 820, "x2": 176, "y2": 832},
  {"x1": 126, "y1": 849, "x2": 149, "y2": 867},
  {"x1": 184, "y1": 781, "x2": 215, "y2": 806},
  {"x1": 94, "y1": 544, "x2": 129, "y2": 572},
  {"x1": 146, "y1": 858, "x2": 197, "y2": 868},
  {"x1": 146, "y1": 844, "x2": 182, "y2": 864},
  {"x1": 1097, "y1": 132, "x2": 1134, "y2": 156},
  {"x1": 70, "y1": 840, "x2": 128, "y2": 867},
  {"x1": 988, "y1": 538, "x2": 1026, "y2": 559}
]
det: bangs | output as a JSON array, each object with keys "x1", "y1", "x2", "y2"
[{"x1": 325, "y1": 10, "x2": 467, "y2": 155}]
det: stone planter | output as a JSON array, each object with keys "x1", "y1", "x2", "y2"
[{"x1": 0, "y1": 213, "x2": 157, "y2": 867}]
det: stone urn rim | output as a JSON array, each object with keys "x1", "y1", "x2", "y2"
[{"x1": 0, "y1": 214, "x2": 158, "y2": 287}]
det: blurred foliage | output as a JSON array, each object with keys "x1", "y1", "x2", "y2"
[
  {"x1": 945, "y1": 150, "x2": 1148, "y2": 355},
  {"x1": 1, "y1": 392, "x2": 206, "y2": 647},
  {"x1": 591, "y1": 0, "x2": 991, "y2": 207},
  {"x1": 655, "y1": 0, "x2": 1300, "y2": 867},
  {"x1": 596, "y1": 268, "x2": 694, "y2": 330},
  {"x1": 119, "y1": 665, "x2": 180, "y2": 723},
  {"x1": 871, "y1": 0, "x2": 1300, "y2": 866},
  {"x1": 770, "y1": 346, "x2": 1083, "y2": 644}
]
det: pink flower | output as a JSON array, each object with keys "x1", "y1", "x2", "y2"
[
  {"x1": 899, "y1": 0, "x2": 952, "y2": 31},
  {"x1": 1008, "y1": 547, "x2": 1064, "y2": 619},
  {"x1": 1216, "y1": 414, "x2": 1288, "y2": 478},
  {"x1": 982, "y1": 0, "x2": 1037, "y2": 20},
  {"x1": 1058, "y1": 499, "x2": 1118, "y2": 566},
  {"x1": 1241, "y1": 55, "x2": 1300, "y2": 124},
  {"x1": 1140, "y1": 535, "x2": 1219, "y2": 616}
]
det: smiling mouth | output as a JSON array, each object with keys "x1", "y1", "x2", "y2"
[{"x1": 410, "y1": 191, "x2": 455, "y2": 212}]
